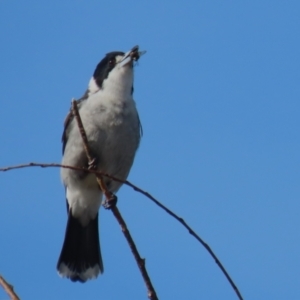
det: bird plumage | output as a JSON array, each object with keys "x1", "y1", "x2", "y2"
[{"x1": 57, "y1": 46, "x2": 144, "y2": 282}]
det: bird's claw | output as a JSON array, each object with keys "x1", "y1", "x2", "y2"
[{"x1": 103, "y1": 194, "x2": 118, "y2": 209}]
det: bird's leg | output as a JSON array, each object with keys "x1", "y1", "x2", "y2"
[{"x1": 103, "y1": 194, "x2": 118, "y2": 209}]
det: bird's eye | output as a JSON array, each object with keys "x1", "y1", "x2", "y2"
[{"x1": 109, "y1": 58, "x2": 115, "y2": 65}]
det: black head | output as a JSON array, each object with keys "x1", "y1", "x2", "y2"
[{"x1": 93, "y1": 51, "x2": 124, "y2": 89}]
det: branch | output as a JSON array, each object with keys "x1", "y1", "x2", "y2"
[
  {"x1": 72, "y1": 99, "x2": 112, "y2": 199},
  {"x1": 0, "y1": 275, "x2": 20, "y2": 300},
  {"x1": 1, "y1": 161, "x2": 243, "y2": 299},
  {"x1": 0, "y1": 162, "x2": 243, "y2": 300},
  {"x1": 71, "y1": 100, "x2": 158, "y2": 300}
]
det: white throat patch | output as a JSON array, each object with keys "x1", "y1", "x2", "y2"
[{"x1": 88, "y1": 77, "x2": 100, "y2": 96}]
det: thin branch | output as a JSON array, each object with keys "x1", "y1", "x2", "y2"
[
  {"x1": 0, "y1": 162, "x2": 243, "y2": 300},
  {"x1": 111, "y1": 206, "x2": 157, "y2": 300},
  {"x1": 71, "y1": 99, "x2": 94, "y2": 164},
  {"x1": 72, "y1": 100, "x2": 111, "y2": 199},
  {"x1": 71, "y1": 100, "x2": 158, "y2": 300},
  {"x1": 125, "y1": 185, "x2": 244, "y2": 300},
  {"x1": 0, "y1": 275, "x2": 20, "y2": 300}
]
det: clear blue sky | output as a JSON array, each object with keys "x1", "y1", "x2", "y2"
[{"x1": 1, "y1": 1, "x2": 299, "y2": 299}]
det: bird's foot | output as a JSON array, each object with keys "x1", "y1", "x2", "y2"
[{"x1": 103, "y1": 194, "x2": 118, "y2": 209}]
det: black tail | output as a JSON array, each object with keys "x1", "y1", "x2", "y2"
[{"x1": 57, "y1": 212, "x2": 103, "y2": 282}]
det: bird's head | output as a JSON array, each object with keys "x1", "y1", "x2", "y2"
[{"x1": 88, "y1": 45, "x2": 146, "y2": 97}]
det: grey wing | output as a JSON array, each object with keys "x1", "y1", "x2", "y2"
[{"x1": 137, "y1": 112, "x2": 143, "y2": 138}]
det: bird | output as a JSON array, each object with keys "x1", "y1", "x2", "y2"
[{"x1": 57, "y1": 45, "x2": 145, "y2": 282}]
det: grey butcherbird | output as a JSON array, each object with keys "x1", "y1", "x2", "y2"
[{"x1": 57, "y1": 46, "x2": 145, "y2": 282}]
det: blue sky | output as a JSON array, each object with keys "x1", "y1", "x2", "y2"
[{"x1": 0, "y1": 1, "x2": 299, "y2": 299}]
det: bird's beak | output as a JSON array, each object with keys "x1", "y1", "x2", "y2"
[{"x1": 119, "y1": 45, "x2": 146, "y2": 67}]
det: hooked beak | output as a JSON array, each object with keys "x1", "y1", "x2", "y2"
[{"x1": 119, "y1": 45, "x2": 146, "y2": 67}]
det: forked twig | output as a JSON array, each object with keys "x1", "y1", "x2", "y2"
[
  {"x1": 72, "y1": 97, "x2": 242, "y2": 299},
  {"x1": 1, "y1": 98, "x2": 244, "y2": 300},
  {"x1": 71, "y1": 99, "x2": 111, "y2": 198},
  {"x1": 0, "y1": 162, "x2": 243, "y2": 300},
  {"x1": 71, "y1": 100, "x2": 158, "y2": 300},
  {"x1": 0, "y1": 275, "x2": 20, "y2": 300}
]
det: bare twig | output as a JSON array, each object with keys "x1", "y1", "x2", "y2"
[
  {"x1": 125, "y1": 185, "x2": 244, "y2": 300},
  {"x1": 111, "y1": 206, "x2": 157, "y2": 300},
  {"x1": 0, "y1": 275, "x2": 20, "y2": 300},
  {"x1": 71, "y1": 99, "x2": 93, "y2": 163},
  {"x1": 0, "y1": 162, "x2": 243, "y2": 300},
  {"x1": 71, "y1": 100, "x2": 158, "y2": 300},
  {"x1": 72, "y1": 100, "x2": 112, "y2": 199},
  {"x1": 0, "y1": 161, "x2": 243, "y2": 299}
]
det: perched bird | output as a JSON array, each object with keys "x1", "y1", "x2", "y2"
[{"x1": 57, "y1": 46, "x2": 145, "y2": 282}]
